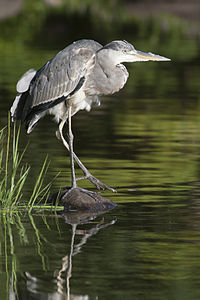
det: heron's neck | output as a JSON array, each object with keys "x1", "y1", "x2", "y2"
[
  {"x1": 96, "y1": 49, "x2": 120, "y2": 73},
  {"x1": 92, "y1": 50, "x2": 129, "y2": 95}
]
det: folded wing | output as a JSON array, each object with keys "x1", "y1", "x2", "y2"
[{"x1": 10, "y1": 40, "x2": 102, "y2": 132}]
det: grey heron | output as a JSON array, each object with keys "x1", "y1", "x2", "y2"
[{"x1": 10, "y1": 39, "x2": 170, "y2": 193}]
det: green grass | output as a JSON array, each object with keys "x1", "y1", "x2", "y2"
[{"x1": 0, "y1": 116, "x2": 63, "y2": 212}]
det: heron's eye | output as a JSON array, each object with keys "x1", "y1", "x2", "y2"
[{"x1": 123, "y1": 50, "x2": 127, "y2": 54}]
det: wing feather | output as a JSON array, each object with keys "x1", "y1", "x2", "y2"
[
  {"x1": 29, "y1": 46, "x2": 96, "y2": 110},
  {"x1": 12, "y1": 40, "x2": 103, "y2": 125}
]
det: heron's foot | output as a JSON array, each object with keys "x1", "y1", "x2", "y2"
[{"x1": 76, "y1": 173, "x2": 117, "y2": 193}]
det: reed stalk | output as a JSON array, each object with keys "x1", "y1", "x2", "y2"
[{"x1": 0, "y1": 116, "x2": 61, "y2": 211}]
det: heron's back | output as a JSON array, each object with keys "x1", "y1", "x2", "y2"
[{"x1": 11, "y1": 39, "x2": 102, "y2": 132}]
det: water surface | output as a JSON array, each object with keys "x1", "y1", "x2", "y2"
[{"x1": 1, "y1": 35, "x2": 200, "y2": 299}]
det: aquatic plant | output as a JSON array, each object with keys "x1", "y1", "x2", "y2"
[{"x1": 0, "y1": 117, "x2": 58, "y2": 211}]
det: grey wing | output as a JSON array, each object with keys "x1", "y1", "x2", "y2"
[
  {"x1": 10, "y1": 39, "x2": 102, "y2": 129},
  {"x1": 29, "y1": 46, "x2": 96, "y2": 108}
]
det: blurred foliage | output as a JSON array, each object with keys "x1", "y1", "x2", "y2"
[
  {"x1": 0, "y1": 0, "x2": 199, "y2": 53},
  {"x1": 0, "y1": 0, "x2": 124, "y2": 45},
  {"x1": 0, "y1": 0, "x2": 199, "y2": 97}
]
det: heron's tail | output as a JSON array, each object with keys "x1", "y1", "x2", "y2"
[{"x1": 10, "y1": 68, "x2": 36, "y2": 123}]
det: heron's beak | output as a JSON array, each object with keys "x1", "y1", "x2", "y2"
[{"x1": 129, "y1": 50, "x2": 171, "y2": 62}]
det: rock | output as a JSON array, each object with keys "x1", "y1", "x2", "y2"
[{"x1": 60, "y1": 187, "x2": 117, "y2": 211}]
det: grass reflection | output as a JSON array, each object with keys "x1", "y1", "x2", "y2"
[
  {"x1": 0, "y1": 208, "x2": 116, "y2": 299},
  {"x1": 0, "y1": 212, "x2": 26, "y2": 300},
  {"x1": 0, "y1": 210, "x2": 65, "y2": 298}
]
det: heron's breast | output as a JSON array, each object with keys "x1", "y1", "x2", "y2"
[
  {"x1": 48, "y1": 102, "x2": 67, "y2": 123},
  {"x1": 86, "y1": 63, "x2": 129, "y2": 96},
  {"x1": 69, "y1": 89, "x2": 93, "y2": 115}
]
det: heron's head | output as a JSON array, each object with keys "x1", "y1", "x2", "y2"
[{"x1": 101, "y1": 40, "x2": 171, "y2": 64}]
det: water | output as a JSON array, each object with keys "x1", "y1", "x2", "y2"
[
  {"x1": 2, "y1": 205, "x2": 200, "y2": 299},
  {"x1": 1, "y1": 32, "x2": 200, "y2": 299}
]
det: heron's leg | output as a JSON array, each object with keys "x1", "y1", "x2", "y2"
[
  {"x1": 57, "y1": 120, "x2": 116, "y2": 192},
  {"x1": 68, "y1": 107, "x2": 77, "y2": 188},
  {"x1": 57, "y1": 119, "x2": 70, "y2": 151}
]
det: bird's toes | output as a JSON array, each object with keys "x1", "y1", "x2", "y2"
[
  {"x1": 87, "y1": 175, "x2": 117, "y2": 193},
  {"x1": 76, "y1": 173, "x2": 116, "y2": 193}
]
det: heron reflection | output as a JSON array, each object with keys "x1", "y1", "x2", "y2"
[{"x1": 56, "y1": 211, "x2": 116, "y2": 299}]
